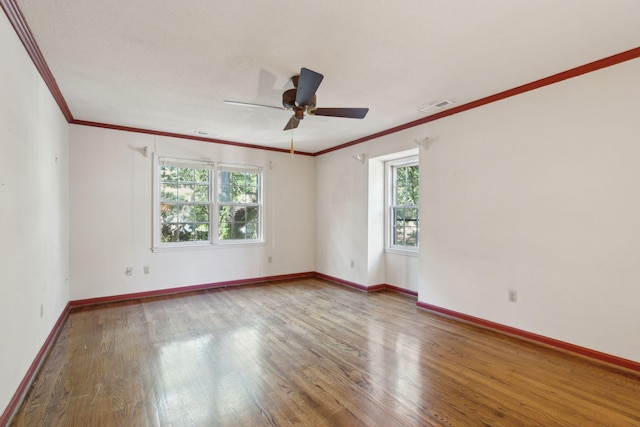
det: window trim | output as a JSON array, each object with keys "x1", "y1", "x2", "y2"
[
  {"x1": 215, "y1": 163, "x2": 264, "y2": 245},
  {"x1": 152, "y1": 155, "x2": 264, "y2": 252},
  {"x1": 385, "y1": 155, "x2": 419, "y2": 255},
  {"x1": 153, "y1": 156, "x2": 214, "y2": 250}
]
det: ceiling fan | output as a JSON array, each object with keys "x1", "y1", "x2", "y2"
[{"x1": 224, "y1": 67, "x2": 369, "y2": 131}]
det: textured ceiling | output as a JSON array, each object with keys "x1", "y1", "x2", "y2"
[{"x1": 12, "y1": 0, "x2": 640, "y2": 153}]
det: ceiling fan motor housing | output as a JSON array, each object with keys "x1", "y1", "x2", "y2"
[{"x1": 283, "y1": 89, "x2": 316, "y2": 111}]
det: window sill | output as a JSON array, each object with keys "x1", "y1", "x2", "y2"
[
  {"x1": 152, "y1": 240, "x2": 265, "y2": 253},
  {"x1": 385, "y1": 247, "x2": 419, "y2": 257}
]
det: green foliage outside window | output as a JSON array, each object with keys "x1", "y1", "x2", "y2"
[
  {"x1": 218, "y1": 169, "x2": 260, "y2": 240},
  {"x1": 158, "y1": 159, "x2": 262, "y2": 246},
  {"x1": 392, "y1": 163, "x2": 419, "y2": 247},
  {"x1": 160, "y1": 165, "x2": 210, "y2": 243}
]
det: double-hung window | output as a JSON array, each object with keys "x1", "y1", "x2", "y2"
[
  {"x1": 155, "y1": 157, "x2": 263, "y2": 249},
  {"x1": 217, "y1": 164, "x2": 262, "y2": 241},
  {"x1": 387, "y1": 156, "x2": 419, "y2": 252},
  {"x1": 158, "y1": 158, "x2": 212, "y2": 244}
]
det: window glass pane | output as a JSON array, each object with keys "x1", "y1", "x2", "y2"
[
  {"x1": 218, "y1": 205, "x2": 232, "y2": 222},
  {"x1": 161, "y1": 203, "x2": 179, "y2": 223},
  {"x1": 193, "y1": 184, "x2": 209, "y2": 202},
  {"x1": 178, "y1": 184, "x2": 194, "y2": 202},
  {"x1": 231, "y1": 224, "x2": 243, "y2": 240},
  {"x1": 218, "y1": 183, "x2": 232, "y2": 203},
  {"x1": 195, "y1": 169, "x2": 209, "y2": 183},
  {"x1": 161, "y1": 223, "x2": 179, "y2": 242},
  {"x1": 232, "y1": 206, "x2": 246, "y2": 222},
  {"x1": 161, "y1": 184, "x2": 178, "y2": 202},
  {"x1": 232, "y1": 182, "x2": 244, "y2": 202},
  {"x1": 178, "y1": 224, "x2": 195, "y2": 242},
  {"x1": 244, "y1": 223, "x2": 258, "y2": 239},
  {"x1": 195, "y1": 224, "x2": 209, "y2": 240},
  {"x1": 395, "y1": 184, "x2": 406, "y2": 205},
  {"x1": 246, "y1": 206, "x2": 259, "y2": 222},
  {"x1": 405, "y1": 226, "x2": 418, "y2": 247},
  {"x1": 246, "y1": 189, "x2": 258, "y2": 203},
  {"x1": 393, "y1": 224, "x2": 404, "y2": 246},
  {"x1": 160, "y1": 166, "x2": 177, "y2": 182},
  {"x1": 178, "y1": 205, "x2": 194, "y2": 223},
  {"x1": 407, "y1": 165, "x2": 419, "y2": 205},
  {"x1": 404, "y1": 208, "x2": 418, "y2": 222},
  {"x1": 219, "y1": 223, "x2": 231, "y2": 240},
  {"x1": 177, "y1": 167, "x2": 195, "y2": 182},
  {"x1": 193, "y1": 205, "x2": 209, "y2": 222}
]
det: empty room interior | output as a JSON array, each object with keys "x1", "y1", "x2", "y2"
[{"x1": 1, "y1": 1, "x2": 640, "y2": 425}]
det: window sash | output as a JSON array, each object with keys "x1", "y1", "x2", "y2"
[
  {"x1": 158, "y1": 159, "x2": 213, "y2": 244},
  {"x1": 216, "y1": 164, "x2": 263, "y2": 242},
  {"x1": 387, "y1": 156, "x2": 419, "y2": 251}
]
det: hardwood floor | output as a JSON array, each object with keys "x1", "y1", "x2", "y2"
[{"x1": 10, "y1": 279, "x2": 640, "y2": 426}]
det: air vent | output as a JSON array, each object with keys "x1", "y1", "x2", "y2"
[
  {"x1": 418, "y1": 99, "x2": 455, "y2": 114},
  {"x1": 194, "y1": 130, "x2": 219, "y2": 137}
]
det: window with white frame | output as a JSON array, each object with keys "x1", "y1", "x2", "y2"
[
  {"x1": 217, "y1": 164, "x2": 262, "y2": 241},
  {"x1": 155, "y1": 158, "x2": 263, "y2": 248},
  {"x1": 387, "y1": 156, "x2": 419, "y2": 251},
  {"x1": 158, "y1": 158, "x2": 212, "y2": 244}
]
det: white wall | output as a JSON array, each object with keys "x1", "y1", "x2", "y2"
[
  {"x1": 0, "y1": 14, "x2": 70, "y2": 415},
  {"x1": 315, "y1": 142, "x2": 420, "y2": 291},
  {"x1": 69, "y1": 125, "x2": 315, "y2": 301},
  {"x1": 316, "y1": 57, "x2": 640, "y2": 363},
  {"x1": 417, "y1": 58, "x2": 640, "y2": 362}
]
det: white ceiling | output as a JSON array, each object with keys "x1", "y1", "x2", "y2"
[{"x1": 13, "y1": 0, "x2": 640, "y2": 153}]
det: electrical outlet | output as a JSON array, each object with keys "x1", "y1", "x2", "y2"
[
  {"x1": 126, "y1": 267, "x2": 133, "y2": 276},
  {"x1": 143, "y1": 265, "x2": 150, "y2": 274},
  {"x1": 40, "y1": 304, "x2": 43, "y2": 318},
  {"x1": 508, "y1": 289, "x2": 518, "y2": 303},
  {"x1": 350, "y1": 260, "x2": 355, "y2": 268},
  {"x1": 268, "y1": 256, "x2": 272, "y2": 263}
]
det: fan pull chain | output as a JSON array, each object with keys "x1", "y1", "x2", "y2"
[{"x1": 290, "y1": 128, "x2": 294, "y2": 156}]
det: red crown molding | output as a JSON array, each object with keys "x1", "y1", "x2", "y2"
[
  {"x1": 0, "y1": 303, "x2": 71, "y2": 426},
  {"x1": 316, "y1": 46, "x2": 640, "y2": 155},
  {"x1": 417, "y1": 301, "x2": 640, "y2": 374},
  {"x1": 1, "y1": 0, "x2": 73, "y2": 122},
  {"x1": 3, "y1": 0, "x2": 640, "y2": 156},
  {"x1": 71, "y1": 120, "x2": 315, "y2": 156}
]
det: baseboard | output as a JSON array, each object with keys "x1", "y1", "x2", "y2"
[
  {"x1": 69, "y1": 271, "x2": 416, "y2": 308},
  {"x1": 70, "y1": 271, "x2": 316, "y2": 308},
  {"x1": 417, "y1": 301, "x2": 640, "y2": 374},
  {"x1": 6, "y1": 274, "x2": 636, "y2": 426},
  {"x1": 384, "y1": 284, "x2": 419, "y2": 298},
  {"x1": 313, "y1": 272, "x2": 418, "y2": 297},
  {"x1": 0, "y1": 303, "x2": 71, "y2": 427}
]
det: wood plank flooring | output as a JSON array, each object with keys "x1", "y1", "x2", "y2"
[{"x1": 10, "y1": 279, "x2": 640, "y2": 426}]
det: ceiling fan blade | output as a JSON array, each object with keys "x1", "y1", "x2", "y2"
[
  {"x1": 224, "y1": 100, "x2": 285, "y2": 111},
  {"x1": 283, "y1": 116, "x2": 300, "y2": 131},
  {"x1": 312, "y1": 108, "x2": 369, "y2": 119},
  {"x1": 295, "y1": 68, "x2": 323, "y2": 106}
]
